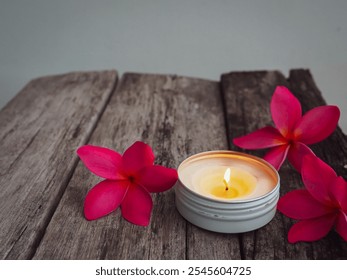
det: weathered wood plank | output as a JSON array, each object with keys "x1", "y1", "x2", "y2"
[
  {"x1": 0, "y1": 71, "x2": 118, "y2": 259},
  {"x1": 34, "y1": 73, "x2": 241, "y2": 259},
  {"x1": 222, "y1": 69, "x2": 347, "y2": 259}
]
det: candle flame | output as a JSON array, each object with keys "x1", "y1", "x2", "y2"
[{"x1": 223, "y1": 168, "x2": 231, "y2": 191}]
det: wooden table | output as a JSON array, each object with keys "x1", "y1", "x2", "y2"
[{"x1": 0, "y1": 69, "x2": 346, "y2": 260}]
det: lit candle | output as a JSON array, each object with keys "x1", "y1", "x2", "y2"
[
  {"x1": 179, "y1": 151, "x2": 277, "y2": 201},
  {"x1": 205, "y1": 167, "x2": 257, "y2": 199},
  {"x1": 175, "y1": 151, "x2": 280, "y2": 233}
]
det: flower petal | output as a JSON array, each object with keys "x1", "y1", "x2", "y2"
[
  {"x1": 121, "y1": 184, "x2": 153, "y2": 226},
  {"x1": 233, "y1": 126, "x2": 287, "y2": 149},
  {"x1": 293, "y1": 106, "x2": 340, "y2": 145},
  {"x1": 77, "y1": 145, "x2": 125, "y2": 180},
  {"x1": 263, "y1": 144, "x2": 290, "y2": 170},
  {"x1": 335, "y1": 211, "x2": 347, "y2": 242},
  {"x1": 287, "y1": 142, "x2": 315, "y2": 172},
  {"x1": 330, "y1": 176, "x2": 347, "y2": 212},
  {"x1": 84, "y1": 180, "x2": 129, "y2": 220},
  {"x1": 122, "y1": 141, "x2": 155, "y2": 175},
  {"x1": 301, "y1": 155, "x2": 337, "y2": 206},
  {"x1": 277, "y1": 189, "x2": 335, "y2": 219},
  {"x1": 271, "y1": 86, "x2": 302, "y2": 137},
  {"x1": 288, "y1": 213, "x2": 337, "y2": 243},
  {"x1": 137, "y1": 165, "x2": 178, "y2": 193}
]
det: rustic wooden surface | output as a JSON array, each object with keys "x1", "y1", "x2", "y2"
[
  {"x1": 0, "y1": 69, "x2": 346, "y2": 260},
  {"x1": 0, "y1": 71, "x2": 118, "y2": 259},
  {"x1": 34, "y1": 73, "x2": 241, "y2": 259}
]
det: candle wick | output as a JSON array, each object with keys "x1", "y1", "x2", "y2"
[{"x1": 223, "y1": 179, "x2": 229, "y2": 191}]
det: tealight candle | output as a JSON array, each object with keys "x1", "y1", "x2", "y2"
[
  {"x1": 175, "y1": 151, "x2": 280, "y2": 233},
  {"x1": 197, "y1": 167, "x2": 258, "y2": 199}
]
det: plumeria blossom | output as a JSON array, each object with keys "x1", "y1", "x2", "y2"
[
  {"x1": 233, "y1": 86, "x2": 340, "y2": 171},
  {"x1": 77, "y1": 141, "x2": 178, "y2": 226},
  {"x1": 278, "y1": 155, "x2": 347, "y2": 243}
]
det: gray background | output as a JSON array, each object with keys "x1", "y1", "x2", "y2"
[{"x1": 1, "y1": 0, "x2": 346, "y2": 132}]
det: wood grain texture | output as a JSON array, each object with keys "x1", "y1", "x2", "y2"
[
  {"x1": 222, "y1": 69, "x2": 347, "y2": 259},
  {"x1": 0, "y1": 71, "x2": 117, "y2": 259},
  {"x1": 34, "y1": 73, "x2": 242, "y2": 259}
]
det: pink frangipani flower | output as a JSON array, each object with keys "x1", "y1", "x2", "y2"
[
  {"x1": 77, "y1": 141, "x2": 178, "y2": 226},
  {"x1": 233, "y1": 86, "x2": 340, "y2": 171},
  {"x1": 277, "y1": 155, "x2": 347, "y2": 243}
]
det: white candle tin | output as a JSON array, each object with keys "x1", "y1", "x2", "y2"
[{"x1": 175, "y1": 151, "x2": 280, "y2": 233}]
